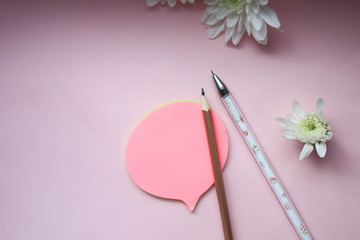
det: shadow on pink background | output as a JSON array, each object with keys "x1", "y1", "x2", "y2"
[{"x1": 1, "y1": 0, "x2": 360, "y2": 239}]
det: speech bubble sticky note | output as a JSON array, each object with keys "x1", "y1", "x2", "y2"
[{"x1": 126, "y1": 101, "x2": 229, "y2": 211}]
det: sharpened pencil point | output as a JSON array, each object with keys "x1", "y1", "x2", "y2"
[
  {"x1": 201, "y1": 88, "x2": 205, "y2": 96},
  {"x1": 211, "y1": 70, "x2": 214, "y2": 75}
]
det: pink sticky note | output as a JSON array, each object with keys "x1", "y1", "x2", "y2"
[{"x1": 126, "y1": 101, "x2": 229, "y2": 211}]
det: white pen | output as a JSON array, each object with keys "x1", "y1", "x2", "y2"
[{"x1": 212, "y1": 71, "x2": 313, "y2": 240}]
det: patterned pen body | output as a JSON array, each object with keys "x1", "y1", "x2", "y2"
[{"x1": 221, "y1": 93, "x2": 313, "y2": 240}]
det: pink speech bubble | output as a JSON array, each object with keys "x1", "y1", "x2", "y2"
[{"x1": 126, "y1": 101, "x2": 229, "y2": 211}]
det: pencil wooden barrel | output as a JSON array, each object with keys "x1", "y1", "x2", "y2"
[{"x1": 202, "y1": 90, "x2": 233, "y2": 240}]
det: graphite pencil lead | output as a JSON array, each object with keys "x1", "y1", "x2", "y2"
[{"x1": 201, "y1": 88, "x2": 205, "y2": 96}]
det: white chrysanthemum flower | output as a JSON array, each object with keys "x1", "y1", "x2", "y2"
[
  {"x1": 276, "y1": 98, "x2": 333, "y2": 160},
  {"x1": 147, "y1": 0, "x2": 194, "y2": 7},
  {"x1": 202, "y1": 0, "x2": 280, "y2": 45}
]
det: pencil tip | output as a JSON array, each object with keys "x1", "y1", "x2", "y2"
[
  {"x1": 201, "y1": 88, "x2": 205, "y2": 96},
  {"x1": 211, "y1": 70, "x2": 214, "y2": 75}
]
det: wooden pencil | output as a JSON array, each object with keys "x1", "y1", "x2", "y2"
[{"x1": 201, "y1": 88, "x2": 233, "y2": 240}]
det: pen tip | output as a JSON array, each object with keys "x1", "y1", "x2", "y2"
[
  {"x1": 201, "y1": 88, "x2": 205, "y2": 96},
  {"x1": 211, "y1": 70, "x2": 214, "y2": 75}
]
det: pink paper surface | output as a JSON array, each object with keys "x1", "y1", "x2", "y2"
[
  {"x1": 126, "y1": 102, "x2": 228, "y2": 211},
  {"x1": 1, "y1": 0, "x2": 360, "y2": 239}
]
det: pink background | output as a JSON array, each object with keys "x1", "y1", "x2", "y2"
[{"x1": 1, "y1": 0, "x2": 360, "y2": 239}]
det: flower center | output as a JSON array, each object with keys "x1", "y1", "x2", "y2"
[
  {"x1": 222, "y1": 0, "x2": 244, "y2": 9},
  {"x1": 295, "y1": 113, "x2": 330, "y2": 143},
  {"x1": 304, "y1": 122, "x2": 317, "y2": 131},
  {"x1": 299, "y1": 114, "x2": 326, "y2": 132}
]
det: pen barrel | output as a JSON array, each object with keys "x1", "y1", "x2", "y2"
[
  {"x1": 221, "y1": 94, "x2": 313, "y2": 240},
  {"x1": 203, "y1": 110, "x2": 233, "y2": 240}
]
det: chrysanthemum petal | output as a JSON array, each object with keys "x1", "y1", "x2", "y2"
[
  {"x1": 299, "y1": 143, "x2": 314, "y2": 160},
  {"x1": 232, "y1": 26, "x2": 245, "y2": 45},
  {"x1": 226, "y1": 12, "x2": 240, "y2": 28},
  {"x1": 208, "y1": 21, "x2": 225, "y2": 39},
  {"x1": 216, "y1": 6, "x2": 233, "y2": 20},
  {"x1": 275, "y1": 117, "x2": 288, "y2": 125},
  {"x1": 237, "y1": 14, "x2": 244, "y2": 31},
  {"x1": 315, "y1": 142, "x2": 327, "y2": 158},
  {"x1": 147, "y1": 0, "x2": 160, "y2": 7},
  {"x1": 307, "y1": 137, "x2": 316, "y2": 144},
  {"x1": 259, "y1": 5, "x2": 280, "y2": 29},
  {"x1": 201, "y1": 7, "x2": 213, "y2": 24},
  {"x1": 275, "y1": 117, "x2": 294, "y2": 129},
  {"x1": 251, "y1": 21, "x2": 267, "y2": 41},
  {"x1": 316, "y1": 98, "x2": 324, "y2": 114},
  {"x1": 251, "y1": 13, "x2": 264, "y2": 31},
  {"x1": 282, "y1": 131, "x2": 297, "y2": 140},
  {"x1": 286, "y1": 114, "x2": 299, "y2": 124},
  {"x1": 244, "y1": 19, "x2": 251, "y2": 35},
  {"x1": 327, "y1": 132, "x2": 333, "y2": 140},
  {"x1": 168, "y1": 0, "x2": 176, "y2": 7},
  {"x1": 245, "y1": 4, "x2": 250, "y2": 14},
  {"x1": 259, "y1": 36, "x2": 268, "y2": 45},
  {"x1": 251, "y1": 1, "x2": 260, "y2": 14},
  {"x1": 257, "y1": 0, "x2": 268, "y2": 6},
  {"x1": 207, "y1": 14, "x2": 222, "y2": 25},
  {"x1": 225, "y1": 26, "x2": 235, "y2": 43},
  {"x1": 204, "y1": 0, "x2": 218, "y2": 5},
  {"x1": 292, "y1": 100, "x2": 304, "y2": 116}
]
